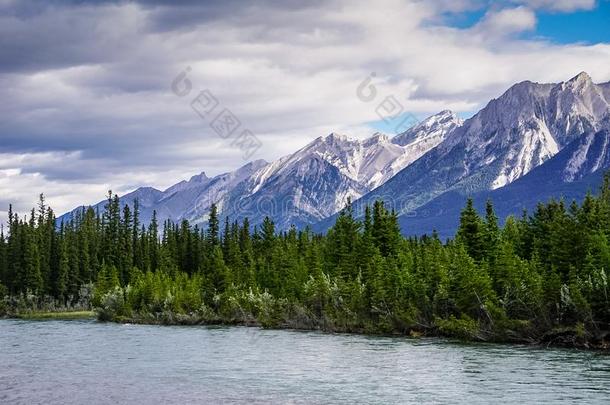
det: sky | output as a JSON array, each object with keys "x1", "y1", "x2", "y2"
[{"x1": 0, "y1": 0, "x2": 609, "y2": 224}]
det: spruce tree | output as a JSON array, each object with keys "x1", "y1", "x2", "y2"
[
  {"x1": 56, "y1": 235, "x2": 69, "y2": 302},
  {"x1": 7, "y1": 206, "x2": 21, "y2": 294},
  {"x1": 456, "y1": 198, "x2": 484, "y2": 262},
  {"x1": 23, "y1": 210, "x2": 43, "y2": 295},
  {"x1": 325, "y1": 199, "x2": 360, "y2": 280},
  {"x1": 0, "y1": 226, "x2": 7, "y2": 291},
  {"x1": 483, "y1": 199, "x2": 500, "y2": 264},
  {"x1": 132, "y1": 198, "x2": 142, "y2": 271},
  {"x1": 207, "y1": 204, "x2": 220, "y2": 247},
  {"x1": 149, "y1": 210, "x2": 159, "y2": 271}
]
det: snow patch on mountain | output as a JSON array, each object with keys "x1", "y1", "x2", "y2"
[
  {"x1": 563, "y1": 130, "x2": 610, "y2": 182},
  {"x1": 343, "y1": 72, "x2": 610, "y2": 229},
  {"x1": 492, "y1": 118, "x2": 558, "y2": 189},
  {"x1": 242, "y1": 112, "x2": 461, "y2": 209},
  {"x1": 454, "y1": 72, "x2": 609, "y2": 191},
  {"x1": 392, "y1": 110, "x2": 463, "y2": 147},
  {"x1": 62, "y1": 73, "x2": 610, "y2": 233}
]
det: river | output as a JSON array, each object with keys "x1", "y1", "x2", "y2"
[{"x1": 1, "y1": 319, "x2": 609, "y2": 404}]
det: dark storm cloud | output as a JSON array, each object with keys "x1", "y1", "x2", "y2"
[{"x1": 0, "y1": 1, "x2": 134, "y2": 73}]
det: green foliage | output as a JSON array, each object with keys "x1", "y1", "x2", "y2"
[
  {"x1": 92, "y1": 263, "x2": 120, "y2": 307},
  {"x1": 0, "y1": 281, "x2": 6, "y2": 315},
  {"x1": 4, "y1": 177, "x2": 610, "y2": 344},
  {"x1": 456, "y1": 198, "x2": 485, "y2": 262},
  {"x1": 435, "y1": 315, "x2": 481, "y2": 340}
]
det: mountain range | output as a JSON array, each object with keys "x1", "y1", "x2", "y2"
[{"x1": 61, "y1": 72, "x2": 610, "y2": 237}]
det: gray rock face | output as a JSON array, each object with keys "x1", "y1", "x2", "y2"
[
  {"x1": 61, "y1": 73, "x2": 609, "y2": 234},
  {"x1": 350, "y1": 72, "x2": 610, "y2": 219},
  {"x1": 60, "y1": 112, "x2": 459, "y2": 228},
  {"x1": 397, "y1": 129, "x2": 610, "y2": 239}
]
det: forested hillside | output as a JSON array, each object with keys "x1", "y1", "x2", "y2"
[{"x1": 2, "y1": 178, "x2": 610, "y2": 346}]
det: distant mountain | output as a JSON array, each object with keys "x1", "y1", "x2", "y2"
[
  {"x1": 398, "y1": 129, "x2": 610, "y2": 239},
  {"x1": 59, "y1": 159, "x2": 268, "y2": 226},
  {"x1": 222, "y1": 111, "x2": 462, "y2": 229},
  {"x1": 60, "y1": 111, "x2": 461, "y2": 228},
  {"x1": 61, "y1": 73, "x2": 610, "y2": 238},
  {"x1": 392, "y1": 109, "x2": 463, "y2": 147},
  {"x1": 334, "y1": 72, "x2": 610, "y2": 226}
]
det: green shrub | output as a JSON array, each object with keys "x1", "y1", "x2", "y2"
[{"x1": 435, "y1": 315, "x2": 481, "y2": 340}]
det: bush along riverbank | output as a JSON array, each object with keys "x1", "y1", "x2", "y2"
[
  {"x1": 3, "y1": 179, "x2": 610, "y2": 349},
  {"x1": 0, "y1": 284, "x2": 93, "y2": 320},
  {"x1": 93, "y1": 271, "x2": 609, "y2": 350}
]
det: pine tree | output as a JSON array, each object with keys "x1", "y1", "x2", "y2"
[
  {"x1": 238, "y1": 218, "x2": 255, "y2": 287},
  {"x1": 208, "y1": 245, "x2": 229, "y2": 294},
  {"x1": 260, "y1": 216, "x2": 275, "y2": 251},
  {"x1": 357, "y1": 205, "x2": 378, "y2": 283},
  {"x1": 456, "y1": 198, "x2": 484, "y2": 262},
  {"x1": 0, "y1": 225, "x2": 7, "y2": 291},
  {"x1": 149, "y1": 210, "x2": 159, "y2": 271},
  {"x1": 222, "y1": 216, "x2": 231, "y2": 259},
  {"x1": 56, "y1": 235, "x2": 69, "y2": 302},
  {"x1": 22, "y1": 210, "x2": 42, "y2": 295},
  {"x1": 325, "y1": 199, "x2": 360, "y2": 279},
  {"x1": 370, "y1": 201, "x2": 401, "y2": 258},
  {"x1": 483, "y1": 199, "x2": 500, "y2": 264},
  {"x1": 132, "y1": 198, "x2": 142, "y2": 271},
  {"x1": 119, "y1": 204, "x2": 134, "y2": 283},
  {"x1": 207, "y1": 204, "x2": 220, "y2": 247},
  {"x1": 93, "y1": 262, "x2": 120, "y2": 305},
  {"x1": 449, "y1": 243, "x2": 495, "y2": 320},
  {"x1": 6, "y1": 205, "x2": 21, "y2": 294},
  {"x1": 36, "y1": 194, "x2": 54, "y2": 295}
]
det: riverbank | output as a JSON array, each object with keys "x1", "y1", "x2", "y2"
[
  {"x1": 0, "y1": 289, "x2": 94, "y2": 320},
  {"x1": 3, "y1": 305, "x2": 608, "y2": 350},
  {"x1": 95, "y1": 308, "x2": 610, "y2": 351},
  {"x1": 14, "y1": 311, "x2": 96, "y2": 320},
  {"x1": 1, "y1": 303, "x2": 94, "y2": 320}
]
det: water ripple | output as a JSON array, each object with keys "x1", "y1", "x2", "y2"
[{"x1": 1, "y1": 319, "x2": 609, "y2": 404}]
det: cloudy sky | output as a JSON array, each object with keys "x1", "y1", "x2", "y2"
[{"x1": 1, "y1": 0, "x2": 609, "y2": 223}]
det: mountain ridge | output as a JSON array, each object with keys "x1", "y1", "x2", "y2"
[
  {"x1": 397, "y1": 128, "x2": 610, "y2": 239},
  {"x1": 341, "y1": 72, "x2": 609, "y2": 219},
  {"x1": 60, "y1": 73, "x2": 610, "y2": 237}
]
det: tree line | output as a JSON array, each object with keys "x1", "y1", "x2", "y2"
[{"x1": 1, "y1": 179, "x2": 610, "y2": 344}]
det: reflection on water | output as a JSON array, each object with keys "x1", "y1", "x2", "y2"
[{"x1": 1, "y1": 319, "x2": 609, "y2": 404}]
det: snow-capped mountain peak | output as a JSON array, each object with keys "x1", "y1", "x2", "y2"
[
  {"x1": 321, "y1": 132, "x2": 350, "y2": 142},
  {"x1": 363, "y1": 132, "x2": 390, "y2": 146},
  {"x1": 392, "y1": 110, "x2": 462, "y2": 147},
  {"x1": 352, "y1": 72, "x2": 610, "y2": 223},
  {"x1": 60, "y1": 73, "x2": 610, "y2": 235},
  {"x1": 431, "y1": 72, "x2": 610, "y2": 190},
  {"x1": 568, "y1": 71, "x2": 593, "y2": 87},
  {"x1": 189, "y1": 171, "x2": 209, "y2": 183},
  {"x1": 276, "y1": 114, "x2": 458, "y2": 191},
  {"x1": 217, "y1": 111, "x2": 460, "y2": 227}
]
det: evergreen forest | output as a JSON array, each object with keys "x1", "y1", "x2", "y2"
[{"x1": 2, "y1": 178, "x2": 610, "y2": 347}]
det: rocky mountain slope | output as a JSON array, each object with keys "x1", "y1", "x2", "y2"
[
  {"x1": 61, "y1": 73, "x2": 610, "y2": 237},
  {"x1": 344, "y1": 72, "x2": 610, "y2": 220},
  {"x1": 397, "y1": 128, "x2": 610, "y2": 239},
  {"x1": 60, "y1": 111, "x2": 461, "y2": 228}
]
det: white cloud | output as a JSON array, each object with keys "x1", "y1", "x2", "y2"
[
  {"x1": 473, "y1": 7, "x2": 537, "y2": 36},
  {"x1": 512, "y1": 0, "x2": 596, "y2": 12},
  {"x1": 0, "y1": 151, "x2": 201, "y2": 224},
  {"x1": 0, "y1": 0, "x2": 609, "y2": 222}
]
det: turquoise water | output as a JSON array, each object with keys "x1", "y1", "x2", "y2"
[{"x1": 1, "y1": 319, "x2": 609, "y2": 404}]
